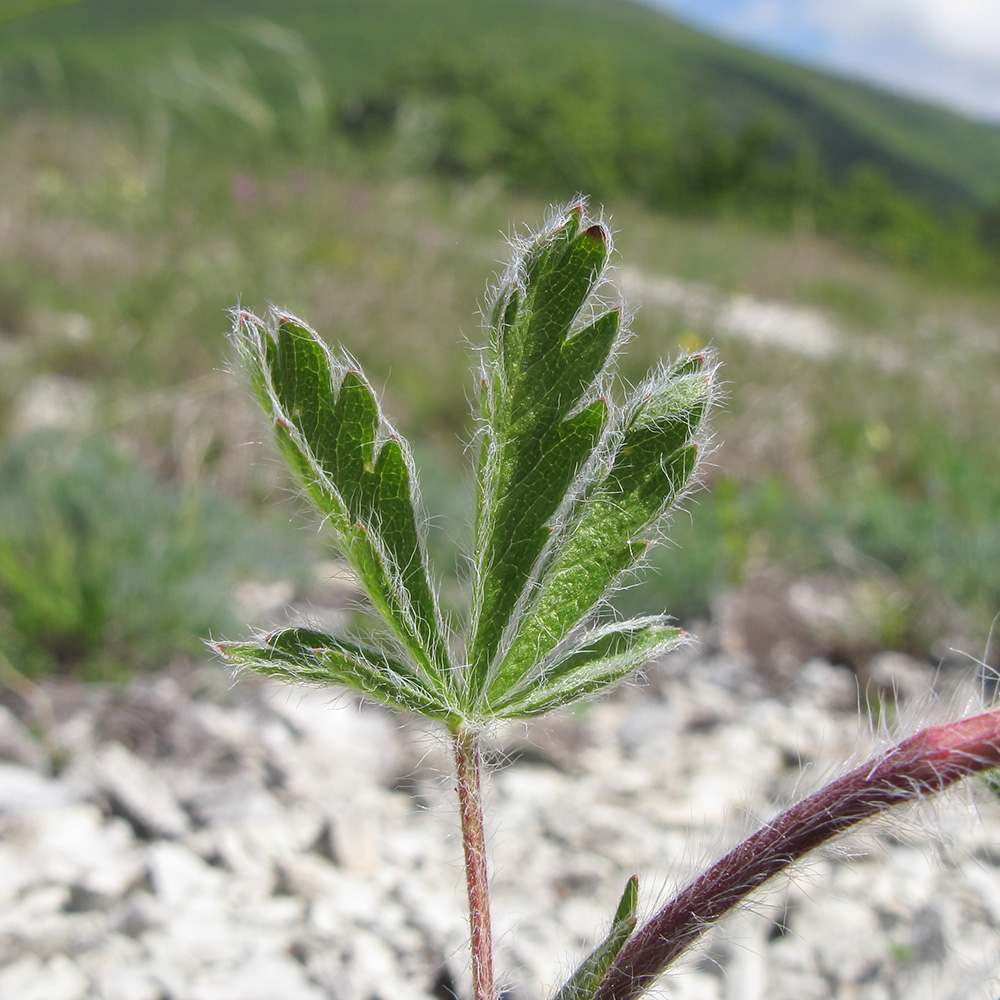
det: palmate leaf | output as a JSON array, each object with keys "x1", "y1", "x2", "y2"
[
  {"x1": 223, "y1": 201, "x2": 716, "y2": 727},
  {"x1": 228, "y1": 308, "x2": 454, "y2": 706}
]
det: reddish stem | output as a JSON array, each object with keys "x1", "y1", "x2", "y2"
[
  {"x1": 592, "y1": 708, "x2": 1000, "y2": 1000},
  {"x1": 453, "y1": 724, "x2": 495, "y2": 1000}
]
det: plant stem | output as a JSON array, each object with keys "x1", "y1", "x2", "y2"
[
  {"x1": 592, "y1": 708, "x2": 1000, "y2": 1000},
  {"x1": 453, "y1": 723, "x2": 495, "y2": 1000}
]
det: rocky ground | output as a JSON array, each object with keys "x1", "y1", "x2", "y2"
[{"x1": 1, "y1": 629, "x2": 999, "y2": 1000}]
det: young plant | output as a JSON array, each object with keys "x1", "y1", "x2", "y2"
[{"x1": 215, "y1": 201, "x2": 1000, "y2": 1000}]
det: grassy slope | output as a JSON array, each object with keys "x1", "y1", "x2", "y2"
[{"x1": 4, "y1": 0, "x2": 1000, "y2": 206}]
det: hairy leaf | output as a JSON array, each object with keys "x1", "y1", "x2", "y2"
[
  {"x1": 226, "y1": 202, "x2": 717, "y2": 728},
  {"x1": 229, "y1": 309, "x2": 452, "y2": 696},
  {"x1": 487, "y1": 353, "x2": 715, "y2": 706},
  {"x1": 553, "y1": 875, "x2": 639, "y2": 1000},
  {"x1": 469, "y1": 205, "x2": 621, "y2": 705},
  {"x1": 215, "y1": 628, "x2": 458, "y2": 721},
  {"x1": 490, "y1": 617, "x2": 684, "y2": 718}
]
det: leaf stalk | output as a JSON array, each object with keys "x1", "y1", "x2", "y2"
[
  {"x1": 453, "y1": 723, "x2": 496, "y2": 1000},
  {"x1": 591, "y1": 708, "x2": 1000, "y2": 1000}
]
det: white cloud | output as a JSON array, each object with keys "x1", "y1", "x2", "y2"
[
  {"x1": 811, "y1": 0, "x2": 1000, "y2": 61},
  {"x1": 802, "y1": 0, "x2": 1000, "y2": 119},
  {"x1": 648, "y1": 0, "x2": 1000, "y2": 121}
]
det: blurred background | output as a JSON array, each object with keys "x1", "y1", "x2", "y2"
[{"x1": 1, "y1": 0, "x2": 999, "y2": 687}]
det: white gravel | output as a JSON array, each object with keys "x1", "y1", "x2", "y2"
[{"x1": 1, "y1": 643, "x2": 999, "y2": 1000}]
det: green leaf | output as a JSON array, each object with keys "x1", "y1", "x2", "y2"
[
  {"x1": 488, "y1": 353, "x2": 714, "y2": 705},
  {"x1": 214, "y1": 628, "x2": 458, "y2": 721},
  {"x1": 553, "y1": 875, "x2": 639, "y2": 1000},
  {"x1": 490, "y1": 617, "x2": 684, "y2": 718},
  {"x1": 469, "y1": 205, "x2": 621, "y2": 704},
  {"x1": 229, "y1": 308, "x2": 452, "y2": 695},
  {"x1": 226, "y1": 201, "x2": 717, "y2": 729}
]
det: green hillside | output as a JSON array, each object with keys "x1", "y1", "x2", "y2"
[{"x1": 3, "y1": 0, "x2": 1000, "y2": 207}]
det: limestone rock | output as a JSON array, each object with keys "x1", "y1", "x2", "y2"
[{"x1": 92, "y1": 741, "x2": 190, "y2": 839}]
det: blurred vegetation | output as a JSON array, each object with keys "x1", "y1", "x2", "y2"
[
  {"x1": 0, "y1": 0, "x2": 998, "y2": 678},
  {"x1": 0, "y1": 433, "x2": 308, "y2": 680},
  {"x1": 345, "y1": 50, "x2": 998, "y2": 284},
  {"x1": 5, "y1": 0, "x2": 1000, "y2": 199},
  {"x1": 3, "y1": 0, "x2": 997, "y2": 286}
]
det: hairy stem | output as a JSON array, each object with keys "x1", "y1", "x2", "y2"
[
  {"x1": 592, "y1": 708, "x2": 1000, "y2": 1000},
  {"x1": 453, "y1": 724, "x2": 495, "y2": 1000}
]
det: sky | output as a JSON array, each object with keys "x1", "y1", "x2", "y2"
[{"x1": 644, "y1": 0, "x2": 1000, "y2": 123}]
